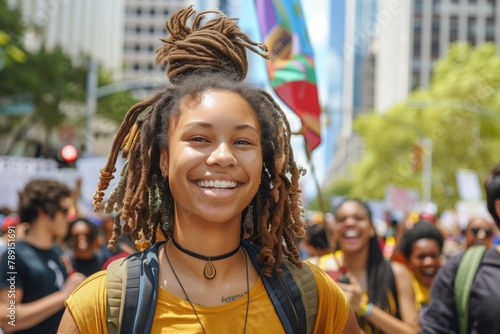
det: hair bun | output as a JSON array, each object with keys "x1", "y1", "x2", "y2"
[{"x1": 155, "y1": 5, "x2": 268, "y2": 83}]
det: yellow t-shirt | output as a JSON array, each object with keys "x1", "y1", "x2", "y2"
[
  {"x1": 307, "y1": 252, "x2": 342, "y2": 281},
  {"x1": 411, "y1": 273, "x2": 430, "y2": 310},
  {"x1": 65, "y1": 262, "x2": 349, "y2": 333}
]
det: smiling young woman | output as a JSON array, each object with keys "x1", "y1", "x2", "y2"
[
  {"x1": 57, "y1": 6, "x2": 361, "y2": 334},
  {"x1": 398, "y1": 220, "x2": 445, "y2": 313},
  {"x1": 333, "y1": 199, "x2": 420, "y2": 334}
]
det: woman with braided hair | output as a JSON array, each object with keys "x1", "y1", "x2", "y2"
[
  {"x1": 333, "y1": 199, "x2": 420, "y2": 333},
  {"x1": 58, "y1": 6, "x2": 361, "y2": 334}
]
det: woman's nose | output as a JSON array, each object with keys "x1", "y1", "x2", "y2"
[
  {"x1": 476, "y1": 229, "x2": 487, "y2": 239},
  {"x1": 207, "y1": 142, "x2": 236, "y2": 166}
]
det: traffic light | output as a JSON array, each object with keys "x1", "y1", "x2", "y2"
[
  {"x1": 56, "y1": 144, "x2": 78, "y2": 168},
  {"x1": 412, "y1": 144, "x2": 423, "y2": 172}
]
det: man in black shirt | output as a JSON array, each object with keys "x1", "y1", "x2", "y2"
[
  {"x1": 420, "y1": 165, "x2": 500, "y2": 334},
  {"x1": 0, "y1": 179, "x2": 85, "y2": 334}
]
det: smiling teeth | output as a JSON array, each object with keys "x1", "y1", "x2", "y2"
[
  {"x1": 344, "y1": 230, "x2": 360, "y2": 238},
  {"x1": 422, "y1": 269, "x2": 437, "y2": 276},
  {"x1": 197, "y1": 180, "x2": 237, "y2": 189}
]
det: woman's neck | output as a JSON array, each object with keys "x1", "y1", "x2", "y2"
[
  {"x1": 342, "y1": 247, "x2": 369, "y2": 274},
  {"x1": 172, "y1": 230, "x2": 241, "y2": 259},
  {"x1": 173, "y1": 214, "x2": 243, "y2": 255}
]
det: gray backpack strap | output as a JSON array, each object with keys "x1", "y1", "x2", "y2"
[
  {"x1": 242, "y1": 240, "x2": 318, "y2": 334},
  {"x1": 283, "y1": 260, "x2": 318, "y2": 334},
  {"x1": 106, "y1": 257, "x2": 129, "y2": 334},
  {"x1": 106, "y1": 242, "x2": 163, "y2": 334},
  {"x1": 454, "y1": 245, "x2": 487, "y2": 334},
  {"x1": 127, "y1": 244, "x2": 161, "y2": 334}
]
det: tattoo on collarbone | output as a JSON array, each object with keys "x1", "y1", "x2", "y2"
[{"x1": 221, "y1": 291, "x2": 247, "y2": 303}]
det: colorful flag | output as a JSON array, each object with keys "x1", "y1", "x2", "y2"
[{"x1": 255, "y1": 0, "x2": 321, "y2": 152}]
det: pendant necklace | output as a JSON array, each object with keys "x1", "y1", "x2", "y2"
[
  {"x1": 165, "y1": 242, "x2": 250, "y2": 334},
  {"x1": 171, "y1": 237, "x2": 240, "y2": 280}
]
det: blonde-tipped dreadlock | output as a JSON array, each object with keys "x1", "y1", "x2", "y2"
[{"x1": 93, "y1": 6, "x2": 306, "y2": 276}]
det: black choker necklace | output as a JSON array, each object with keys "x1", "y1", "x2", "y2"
[{"x1": 171, "y1": 237, "x2": 241, "y2": 280}]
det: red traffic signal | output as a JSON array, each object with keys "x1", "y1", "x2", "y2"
[{"x1": 61, "y1": 144, "x2": 78, "y2": 163}]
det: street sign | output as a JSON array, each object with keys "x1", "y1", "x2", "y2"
[
  {"x1": 0, "y1": 103, "x2": 33, "y2": 115},
  {"x1": 0, "y1": 93, "x2": 33, "y2": 116}
]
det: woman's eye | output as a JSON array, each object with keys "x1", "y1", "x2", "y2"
[
  {"x1": 235, "y1": 139, "x2": 251, "y2": 145},
  {"x1": 190, "y1": 137, "x2": 207, "y2": 143}
]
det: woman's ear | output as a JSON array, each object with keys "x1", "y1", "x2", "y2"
[{"x1": 159, "y1": 149, "x2": 169, "y2": 177}]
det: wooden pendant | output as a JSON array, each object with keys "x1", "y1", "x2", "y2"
[{"x1": 204, "y1": 260, "x2": 216, "y2": 280}]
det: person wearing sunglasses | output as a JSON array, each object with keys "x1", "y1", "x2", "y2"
[
  {"x1": 64, "y1": 217, "x2": 106, "y2": 277},
  {"x1": 463, "y1": 216, "x2": 495, "y2": 249}
]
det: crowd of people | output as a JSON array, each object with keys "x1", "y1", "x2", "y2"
[
  {"x1": 0, "y1": 5, "x2": 498, "y2": 334},
  {"x1": 1, "y1": 172, "x2": 497, "y2": 334},
  {"x1": 0, "y1": 179, "x2": 135, "y2": 334},
  {"x1": 300, "y1": 164, "x2": 500, "y2": 334}
]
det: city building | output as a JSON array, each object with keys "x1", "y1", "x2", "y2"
[
  {"x1": 376, "y1": 0, "x2": 500, "y2": 112},
  {"x1": 325, "y1": 0, "x2": 378, "y2": 187},
  {"x1": 122, "y1": 0, "x2": 219, "y2": 82},
  {"x1": 10, "y1": 0, "x2": 125, "y2": 79},
  {"x1": 326, "y1": 0, "x2": 500, "y2": 187}
]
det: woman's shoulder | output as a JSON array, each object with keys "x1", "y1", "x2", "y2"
[
  {"x1": 65, "y1": 271, "x2": 108, "y2": 333},
  {"x1": 390, "y1": 259, "x2": 411, "y2": 277},
  {"x1": 70, "y1": 270, "x2": 107, "y2": 296}
]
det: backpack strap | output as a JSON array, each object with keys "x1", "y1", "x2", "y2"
[
  {"x1": 283, "y1": 260, "x2": 318, "y2": 334},
  {"x1": 106, "y1": 241, "x2": 164, "y2": 334},
  {"x1": 454, "y1": 245, "x2": 487, "y2": 334},
  {"x1": 121, "y1": 252, "x2": 143, "y2": 334},
  {"x1": 241, "y1": 240, "x2": 308, "y2": 334},
  {"x1": 106, "y1": 257, "x2": 128, "y2": 334}
]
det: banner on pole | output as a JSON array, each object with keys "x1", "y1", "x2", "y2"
[{"x1": 255, "y1": 0, "x2": 321, "y2": 152}]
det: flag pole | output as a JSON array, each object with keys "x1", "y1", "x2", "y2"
[{"x1": 304, "y1": 135, "x2": 327, "y2": 215}]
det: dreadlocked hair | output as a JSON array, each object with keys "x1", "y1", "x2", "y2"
[
  {"x1": 92, "y1": 6, "x2": 306, "y2": 275},
  {"x1": 156, "y1": 5, "x2": 268, "y2": 83}
]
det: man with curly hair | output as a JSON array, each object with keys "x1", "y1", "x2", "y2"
[{"x1": 0, "y1": 179, "x2": 85, "y2": 334}]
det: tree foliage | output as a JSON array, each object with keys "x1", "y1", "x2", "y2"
[
  {"x1": 0, "y1": 0, "x2": 27, "y2": 67},
  {"x1": 349, "y1": 42, "x2": 500, "y2": 211},
  {"x1": 96, "y1": 71, "x2": 139, "y2": 125},
  {"x1": 0, "y1": 1, "x2": 138, "y2": 155},
  {"x1": 308, "y1": 177, "x2": 353, "y2": 212},
  {"x1": 0, "y1": 45, "x2": 88, "y2": 153}
]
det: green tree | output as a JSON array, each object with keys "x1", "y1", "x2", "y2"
[
  {"x1": 349, "y1": 42, "x2": 500, "y2": 211},
  {"x1": 0, "y1": 0, "x2": 27, "y2": 67},
  {"x1": 0, "y1": 0, "x2": 137, "y2": 156},
  {"x1": 95, "y1": 71, "x2": 139, "y2": 125},
  {"x1": 0, "y1": 45, "x2": 88, "y2": 154},
  {"x1": 307, "y1": 177, "x2": 353, "y2": 212}
]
